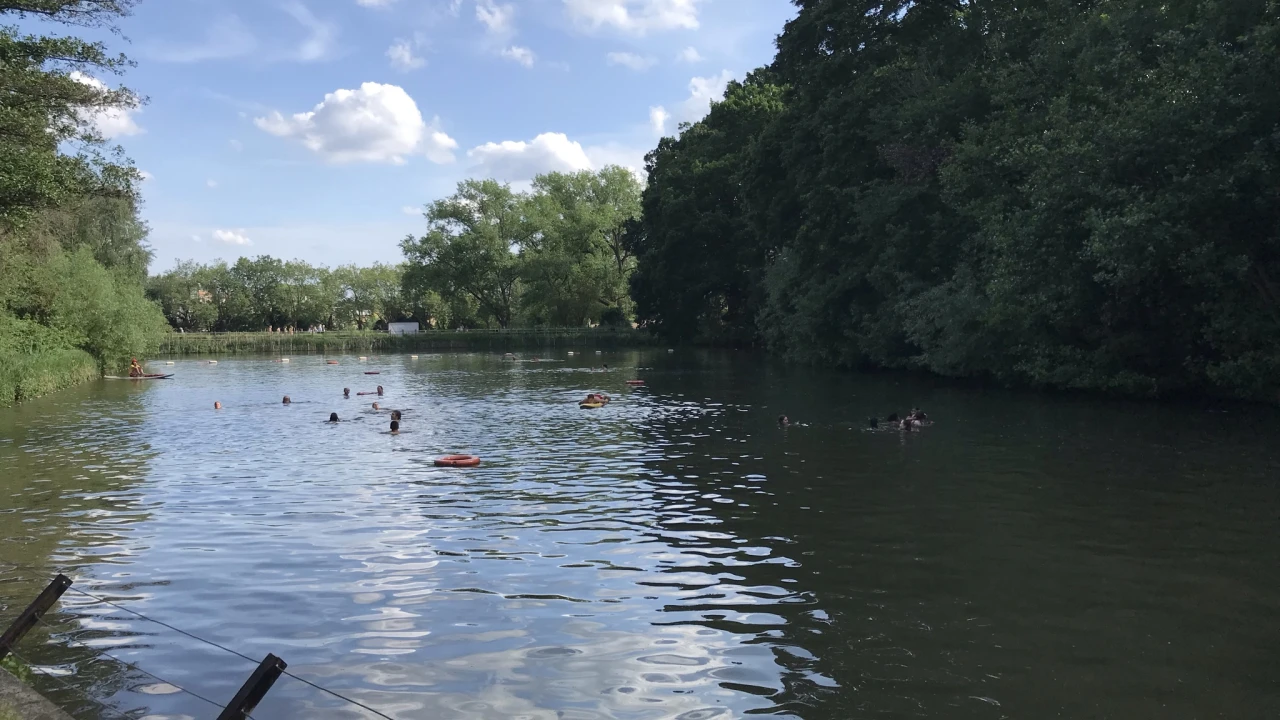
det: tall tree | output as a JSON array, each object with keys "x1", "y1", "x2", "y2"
[{"x1": 401, "y1": 179, "x2": 527, "y2": 328}]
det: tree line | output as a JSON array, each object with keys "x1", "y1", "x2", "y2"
[
  {"x1": 1, "y1": 0, "x2": 168, "y2": 388},
  {"x1": 628, "y1": 0, "x2": 1280, "y2": 401},
  {"x1": 151, "y1": 166, "x2": 643, "y2": 332}
]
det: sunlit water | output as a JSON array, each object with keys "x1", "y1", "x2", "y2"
[{"x1": 2, "y1": 351, "x2": 1278, "y2": 719}]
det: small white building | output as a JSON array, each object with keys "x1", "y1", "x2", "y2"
[{"x1": 387, "y1": 321, "x2": 420, "y2": 335}]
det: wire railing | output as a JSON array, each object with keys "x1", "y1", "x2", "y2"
[{"x1": 1, "y1": 564, "x2": 398, "y2": 719}]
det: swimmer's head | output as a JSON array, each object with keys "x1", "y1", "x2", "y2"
[
  {"x1": 283, "y1": 395, "x2": 291, "y2": 404},
  {"x1": 389, "y1": 420, "x2": 399, "y2": 433},
  {"x1": 372, "y1": 402, "x2": 380, "y2": 410},
  {"x1": 376, "y1": 385, "x2": 384, "y2": 395},
  {"x1": 777, "y1": 414, "x2": 789, "y2": 426},
  {"x1": 391, "y1": 410, "x2": 401, "y2": 421},
  {"x1": 343, "y1": 388, "x2": 350, "y2": 397},
  {"x1": 214, "y1": 401, "x2": 222, "y2": 410},
  {"x1": 329, "y1": 412, "x2": 339, "y2": 422}
]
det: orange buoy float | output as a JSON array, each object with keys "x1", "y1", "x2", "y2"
[
  {"x1": 435, "y1": 454, "x2": 481, "y2": 468},
  {"x1": 626, "y1": 380, "x2": 645, "y2": 385}
]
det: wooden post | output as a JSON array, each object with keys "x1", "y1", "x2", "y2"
[
  {"x1": 0, "y1": 574, "x2": 72, "y2": 662},
  {"x1": 216, "y1": 653, "x2": 287, "y2": 720}
]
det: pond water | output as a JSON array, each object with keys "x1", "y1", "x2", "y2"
[{"x1": 1, "y1": 351, "x2": 1278, "y2": 719}]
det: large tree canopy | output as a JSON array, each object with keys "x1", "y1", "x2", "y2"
[{"x1": 630, "y1": 0, "x2": 1280, "y2": 401}]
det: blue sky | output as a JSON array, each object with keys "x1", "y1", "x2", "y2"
[{"x1": 53, "y1": 0, "x2": 797, "y2": 272}]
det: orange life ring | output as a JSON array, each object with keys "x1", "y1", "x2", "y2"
[{"x1": 435, "y1": 454, "x2": 481, "y2": 468}]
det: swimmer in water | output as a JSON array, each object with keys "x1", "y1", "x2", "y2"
[
  {"x1": 390, "y1": 410, "x2": 401, "y2": 422},
  {"x1": 389, "y1": 420, "x2": 399, "y2": 434},
  {"x1": 372, "y1": 402, "x2": 380, "y2": 411},
  {"x1": 328, "y1": 412, "x2": 339, "y2": 422},
  {"x1": 283, "y1": 396, "x2": 291, "y2": 405},
  {"x1": 778, "y1": 414, "x2": 790, "y2": 427},
  {"x1": 343, "y1": 388, "x2": 350, "y2": 399},
  {"x1": 376, "y1": 385, "x2": 384, "y2": 396},
  {"x1": 214, "y1": 401, "x2": 222, "y2": 410}
]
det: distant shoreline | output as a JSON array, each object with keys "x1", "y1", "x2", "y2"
[{"x1": 157, "y1": 329, "x2": 657, "y2": 355}]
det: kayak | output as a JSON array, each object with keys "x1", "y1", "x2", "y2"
[
  {"x1": 580, "y1": 401, "x2": 605, "y2": 409},
  {"x1": 105, "y1": 374, "x2": 174, "y2": 380}
]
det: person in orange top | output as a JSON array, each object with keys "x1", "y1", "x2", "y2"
[{"x1": 128, "y1": 358, "x2": 143, "y2": 377}]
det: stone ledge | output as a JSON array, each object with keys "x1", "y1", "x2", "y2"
[{"x1": 0, "y1": 667, "x2": 75, "y2": 720}]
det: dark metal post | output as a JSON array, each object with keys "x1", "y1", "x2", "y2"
[
  {"x1": 0, "y1": 574, "x2": 72, "y2": 662},
  {"x1": 216, "y1": 653, "x2": 287, "y2": 720}
]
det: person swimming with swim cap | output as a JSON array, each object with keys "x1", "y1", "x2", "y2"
[
  {"x1": 283, "y1": 396, "x2": 291, "y2": 405},
  {"x1": 328, "y1": 412, "x2": 339, "y2": 422},
  {"x1": 389, "y1": 420, "x2": 399, "y2": 434}
]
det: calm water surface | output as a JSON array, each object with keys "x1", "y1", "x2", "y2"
[{"x1": 1, "y1": 351, "x2": 1278, "y2": 719}]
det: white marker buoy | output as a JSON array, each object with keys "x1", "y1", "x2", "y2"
[
  {"x1": 165, "y1": 361, "x2": 175, "y2": 365},
  {"x1": 281, "y1": 358, "x2": 290, "y2": 363},
  {"x1": 667, "y1": 349, "x2": 674, "y2": 353},
  {"x1": 359, "y1": 356, "x2": 368, "y2": 361},
  {"x1": 208, "y1": 360, "x2": 218, "y2": 364},
  {"x1": 595, "y1": 350, "x2": 602, "y2": 354},
  {"x1": 567, "y1": 351, "x2": 574, "y2": 356},
  {"x1": 411, "y1": 355, "x2": 419, "y2": 359}
]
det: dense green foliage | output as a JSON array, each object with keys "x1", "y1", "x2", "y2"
[
  {"x1": 631, "y1": 0, "x2": 1280, "y2": 401},
  {"x1": 151, "y1": 167, "x2": 642, "y2": 334},
  {"x1": 0, "y1": 0, "x2": 167, "y2": 404},
  {"x1": 157, "y1": 328, "x2": 653, "y2": 355},
  {"x1": 401, "y1": 167, "x2": 642, "y2": 329},
  {"x1": 146, "y1": 258, "x2": 425, "y2": 331}
]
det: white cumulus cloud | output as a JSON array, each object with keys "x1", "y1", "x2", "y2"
[
  {"x1": 68, "y1": 72, "x2": 143, "y2": 138},
  {"x1": 468, "y1": 132, "x2": 593, "y2": 183},
  {"x1": 468, "y1": 133, "x2": 648, "y2": 184},
  {"x1": 213, "y1": 229, "x2": 253, "y2": 246},
  {"x1": 563, "y1": 0, "x2": 703, "y2": 35},
  {"x1": 502, "y1": 45, "x2": 535, "y2": 67},
  {"x1": 254, "y1": 82, "x2": 456, "y2": 165},
  {"x1": 401, "y1": 205, "x2": 422, "y2": 216},
  {"x1": 649, "y1": 105, "x2": 669, "y2": 135},
  {"x1": 677, "y1": 69, "x2": 734, "y2": 124},
  {"x1": 677, "y1": 46, "x2": 702, "y2": 62},
  {"x1": 138, "y1": 170, "x2": 153, "y2": 182},
  {"x1": 387, "y1": 39, "x2": 425, "y2": 70},
  {"x1": 607, "y1": 51, "x2": 655, "y2": 70}
]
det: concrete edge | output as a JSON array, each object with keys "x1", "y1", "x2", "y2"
[{"x1": 0, "y1": 667, "x2": 76, "y2": 720}]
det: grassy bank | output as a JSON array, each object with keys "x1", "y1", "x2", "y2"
[
  {"x1": 0, "y1": 349, "x2": 99, "y2": 408},
  {"x1": 158, "y1": 328, "x2": 658, "y2": 355}
]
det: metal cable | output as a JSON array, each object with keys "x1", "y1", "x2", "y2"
[
  {"x1": 278, "y1": 670, "x2": 397, "y2": 720},
  {"x1": 30, "y1": 613, "x2": 237, "y2": 717},
  {"x1": 3, "y1": 644, "x2": 137, "y2": 720},
  {"x1": 9, "y1": 576, "x2": 400, "y2": 719},
  {"x1": 62, "y1": 586, "x2": 261, "y2": 665}
]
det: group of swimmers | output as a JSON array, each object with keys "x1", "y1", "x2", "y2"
[
  {"x1": 869, "y1": 408, "x2": 930, "y2": 431},
  {"x1": 776, "y1": 408, "x2": 931, "y2": 431},
  {"x1": 215, "y1": 385, "x2": 404, "y2": 433}
]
